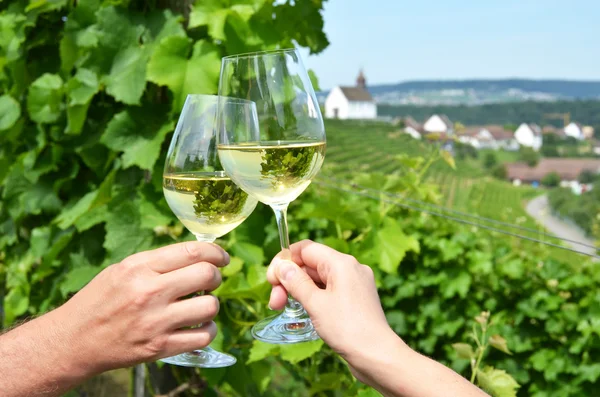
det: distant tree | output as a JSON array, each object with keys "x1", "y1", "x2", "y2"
[
  {"x1": 579, "y1": 169, "x2": 598, "y2": 184},
  {"x1": 541, "y1": 145, "x2": 560, "y2": 157},
  {"x1": 519, "y1": 147, "x2": 540, "y2": 167},
  {"x1": 564, "y1": 136, "x2": 579, "y2": 146},
  {"x1": 394, "y1": 118, "x2": 406, "y2": 128},
  {"x1": 543, "y1": 134, "x2": 560, "y2": 145},
  {"x1": 541, "y1": 172, "x2": 561, "y2": 187},
  {"x1": 454, "y1": 141, "x2": 478, "y2": 160},
  {"x1": 483, "y1": 152, "x2": 498, "y2": 169},
  {"x1": 503, "y1": 124, "x2": 518, "y2": 132},
  {"x1": 491, "y1": 164, "x2": 507, "y2": 180},
  {"x1": 454, "y1": 121, "x2": 465, "y2": 133},
  {"x1": 594, "y1": 125, "x2": 600, "y2": 140}
]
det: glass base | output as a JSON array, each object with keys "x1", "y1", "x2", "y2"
[
  {"x1": 251, "y1": 309, "x2": 319, "y2": 344},
  {"x1": 159, "y1": 346, "x2": 236, "y2": 368}
]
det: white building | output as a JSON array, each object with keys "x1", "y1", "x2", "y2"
[
  {"x1": 514, "y1": 123, "x2": 543, "y2": 151},
  {"x1": 403, "y1": 116, "x2": 423, "y2": 139},
  {"x1": 423, "y1": 114, "x2": 454, "y2": 135},
  {"x1": 563, "y1": 122, "x2": 585, "y2": 140},
  {"x1": 459, "y1": 125, "x2": 519, "y2": 151},
  {"x1": 325, "y1": 70, "x2": 377, "y2": 120}
]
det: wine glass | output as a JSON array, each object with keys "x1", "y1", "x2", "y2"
[
  {"x1": 217, "y1": 49, "x2": 326, "y2": 344},
  {"x1": 161, "y1": 94, "x2": 259, "y2": 367}
]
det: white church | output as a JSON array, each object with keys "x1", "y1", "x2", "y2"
[{"x1": 325, "y1": 70, "x2": 377, "y2": 120}]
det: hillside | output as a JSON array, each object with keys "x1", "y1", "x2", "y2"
[
  {"x1": 318, "y1": 79, "x2": 600, "y2": 106},
  {"x1": 378, "y1": 99, "x2": 600, "y2": 128}
]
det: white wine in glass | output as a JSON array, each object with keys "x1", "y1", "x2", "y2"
[
  {"x1": 217, "y1": 49, "x2": 326, "y2": 344},
  {"x1": 161, "y1": 94, "x2": 258, "y2": 367}
]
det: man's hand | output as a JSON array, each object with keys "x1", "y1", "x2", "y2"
[{"x1": 0, "y1": 241, "x2": 229, "y2": 397}]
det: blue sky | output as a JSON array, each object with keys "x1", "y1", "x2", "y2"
[{"x1": 300, "y1": 0, "x2": 600, "y2": 90}]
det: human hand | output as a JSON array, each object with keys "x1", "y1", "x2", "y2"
[
  {"x1": 266, "y1": 240, "x2": 408, "y2": 381},
  {"x1": 52, "y1": 241, "x2": 229, "y2": 376}
]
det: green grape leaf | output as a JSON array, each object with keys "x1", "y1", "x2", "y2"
[
  {"x1": 59, "y1": 33, "x2": 78, "y2": 73},
  {"x1": 308, "y1": 69, "x2": 321, "y2": 92},
  {"x1": 25, "y1": 0, "x2": 67, "y2": 14},
  {"x1": 27, "y1": 73, "x2": 63, "y2": 123},
  {"x1": 231, "y1": 242, "x2": 264, "y2": 265},
  {"x1": 101, "y1": 109, "x2": 173, "y2": 171},
  {"x1": 55, "y1": 169, "x2": 116, "y2": 229},
  {"x1": 104, "y1": 199, "x2": 154, "y2": 263},
  {"x1": 440, "y1": 149, "x2": 456, "y2": 170},
  {"x1": 0, "y1": 13, "x2": 30, "y2": 62},
  {"x1": 375, "y1": 218, "x2": 420, "y2": 274},
  {"x1": 280, "y1": 340, "x2": 324, "y2": 364},
  {"x1": 357, "y1": 389, "x2": 383, "y2": 397},
  {"x1": 67, "y1": 68, "x2": 99, "y2": 105},
  {"x1": 74, "y1": 204, "x2": 109, "y2": 232},
  {"x1": 19, "y1": 182, "x2": 62, "y2": 215},
  {"x1": 442, "y1": 271, "x2": 472, "y2": 299},
  {"x1": 489, "y1": 334, "x2": 512, "y2": 355},
  {"x1": 386, "y1": 310, "x2": 408, "y2": 334},
  {"x1": 65, "y1": 102, "x2": 91, "y2": 135},
  {"x1": 247, "y1": 340, "x2": 279, "y2": 364},
  {"x1": 3, "y1": 286, "x2": 29, "y2": 325},
  {"x1": 0, "y1": 95, "x2": 21, "y2": 131},
  {"x1": 309, "y1": 373, "x2": 343, "y2": 394},
  {"x1": 95, "y1": 6, "x2": 145, "y2": 50},
  {"x1": 222, "y1": 256, "x2": 244, "y2": 277},
  {"x1": 60, "y1": 265, "x2": 102, "y2": 297},
  {"x1": 139, "y1": 198, "x2": 173, "y2": 230},
  {"x1": 55, "y1": 190, "x2": 98, "y2": 229},
  {"x1": 249, "y1": 361, "x2": 273, "y2": 394},
  {"x1": 147, "y1": 37, "x2": 221, "y2": 110},
  {"x1": 103, "y1": 46, "x2": 149, "y2": 105},
  {"x1": 189, "y1": 1, "x2": 230, "y2": 37},
  {"x1": 30, "y1": 226, "x2": 51, "y2": 257},
  {"x1": 452, "y1": 343, "x2": 475, "y2": 360},
  {"x1": 477, "y1": 366, "x2": 520, "y2": 397}
]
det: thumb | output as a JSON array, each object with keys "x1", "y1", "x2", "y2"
[{"x1": 274, "y1": 259, "x2": 320, "y2": 311}]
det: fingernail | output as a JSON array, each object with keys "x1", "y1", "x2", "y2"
[
  {"x1": 223, "y1": 250, "x2": 230, "y2": 265},
  {"x1": 268, "y1": 304, "x2": 274, "y2": 310},
  {"x1": 278, "y1": 260, "x2": 297, "y2": 281}
]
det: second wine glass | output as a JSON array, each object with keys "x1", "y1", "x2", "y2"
[
  {"x1": 217, "y1": 49, "x2": 326, "y2": 344},
  {"x1": 161, "y1": 94, "x2": 258, "y2": 367}
]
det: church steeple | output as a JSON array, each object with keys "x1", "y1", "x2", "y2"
[{"x1": 356, "y1": 69, "x2": 366, "y2": 89}]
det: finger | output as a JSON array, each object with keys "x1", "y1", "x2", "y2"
[
  {"x1": 160, "y1": 262, "x2": 222, "y2": 298},
  {"x1": 272, "y1": 258, "x2": 321, "y2": 312},
  {"x1": 122, "y1": 242, "x2": 230, "y2": 273},
  {"x1": 288, "y1": 240, "x2": 351, "y2": 269},
  {"x1": 165, "y1": 295, "x2": 220, "y2": 329},
  {"x1": 269, "y1": 284, "x2": 288, "y2": 310},
  {"x1": 162, "y1": 322, "x2": 218, "y2": 358},
  {"x1": 286, "y1": 240, "x2": 355, "y2": 284},
  {"x1": 267, "y1": 260, "x2": 324, "y2": 286}
]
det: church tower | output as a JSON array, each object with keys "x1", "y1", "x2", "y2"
[{"x1": 356, "y1": 69, "x2": 366, "y2": 89}]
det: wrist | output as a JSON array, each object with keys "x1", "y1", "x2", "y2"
[
  {"x1": 42, "y1": 306, "x2": 98, "y2": 382},
  {"x1": 346, "y1": 329, "x2": 413, "y2": 380}
]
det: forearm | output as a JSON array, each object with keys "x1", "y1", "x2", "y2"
[
  {"x1": 350, "y1": 332, "x2": 489, "y2": 397},
  {"x1": 0, "y1": 308, "x2": 92, "y2": 397}
]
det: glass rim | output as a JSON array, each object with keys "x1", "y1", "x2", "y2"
[
  {"x1": 221, "y1": 48, "x2": 298, "y2": 61},
  {"x1": 185, "y1": 94, "x2": 254, "y2": 106}
]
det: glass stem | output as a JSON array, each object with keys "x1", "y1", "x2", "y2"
[{"x1": 271, "y1": 203, "x2": 304, "y2": 317}]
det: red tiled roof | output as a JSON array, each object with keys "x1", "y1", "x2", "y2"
[{"x1": 506, "y1": 159, "x2": 600, "y2": 181}]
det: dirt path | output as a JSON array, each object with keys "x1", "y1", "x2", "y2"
[{"x1": 526, "y1": 195, "x2": 598, "y2": 257}]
